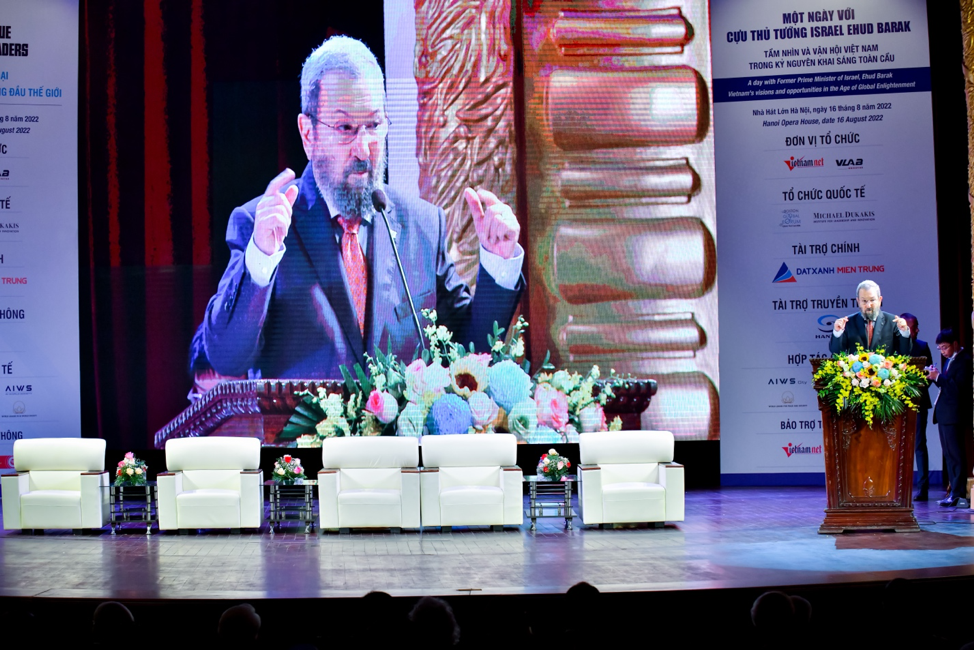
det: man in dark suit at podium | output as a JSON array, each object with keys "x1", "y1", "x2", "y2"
[
  {"x1": 900, "y1": 313, "x2": 933, "y2": 500},
  {"x1": 829, "y1": 280, "x2": 913, "y2": 356},
  {"x1": 928, "y1": 328, "x2": 972, "y2": 508}
]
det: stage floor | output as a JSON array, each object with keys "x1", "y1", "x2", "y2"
[{"x1": 1, "y1": 487, "x2": 973, "y2": 600}]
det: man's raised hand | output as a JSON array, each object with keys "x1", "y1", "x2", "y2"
[
  {"x1": 463, "y1": 187, "x2": 520, "y2": 260},
  {"x1": 254, "y1": 168, "x2": 300, "y2": 256},
  {"x1": 833, "y1": 316, "x2": 849, "y2": 335}
]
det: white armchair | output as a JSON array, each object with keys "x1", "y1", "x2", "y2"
[
  {"x1": 318, "y1": 436, "x2": 420, "y2": 533},
  {"x1": 578, "y1": 431, "x2": 684, "y2": 527},
  {"x1": 420, "y1": 434, "x2": 522, "y2": 531},
  {"x1": 158, "y1": 437, "x2": 262, "y2": 533},
  {"x1": 1, "y1": 438, "x2": 109, "y2": 532}
]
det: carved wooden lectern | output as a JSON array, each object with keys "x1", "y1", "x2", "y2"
[{"x1": 812, "y1": 358, "x2": 921, "y2": 534}]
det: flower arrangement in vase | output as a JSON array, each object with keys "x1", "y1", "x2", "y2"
[
  {"x1": 114, "y1": 452, "x2": 148, "y2": 487},
  {"x1": 281, "y1": 311, "x2": 628, "y2": 446},
  {"x1": 272, "y1": 455, "x2": 305, "y2": 485},
  {"x1": 537, "y1": 448, "x2": 571, "y2": 481},
  {"x1": 814, "y1": 345, "x2": 927, "y2": 427}
]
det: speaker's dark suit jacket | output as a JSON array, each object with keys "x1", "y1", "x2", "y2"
[
  {"x1": 201, "y1": 164, "x2": 522, "y2": 379},
  {"x1": 828, "y1": 311, "x2": 913, "y2": 356}
]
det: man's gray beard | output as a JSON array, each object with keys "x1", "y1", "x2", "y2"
[{"x1": 313, "y1": 158, "x2": 385, "y2": 220}]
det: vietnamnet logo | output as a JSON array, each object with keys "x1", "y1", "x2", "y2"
[
  {"x1": 782, "y1": 442, "x2": 823, "y2": 457},
  {"x1": 784, "y1": 155, "x2": 824, "y2": 171},
  {"x1": 773, "y1": 262, "x2": 796, "y2": 283}
]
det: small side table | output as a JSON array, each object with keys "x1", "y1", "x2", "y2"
[
  {"x1": 525, "y1": 474, "x2": 576, "y2": 531},
  {"x1": 104, "y1": 482, "x2": 157, "y2": 535},
  {"x1": 265, "y1": 480, "x2": 317, "y2": 534}
]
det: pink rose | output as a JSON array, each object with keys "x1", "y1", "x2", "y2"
[
  {"x1": 294, "y1": 466, "x2": 303, "y2": 475},
  {"x1": 468, "y1": 391, "x2": 499, "y2": 429},
  {"x1": 883, "y1": 359, "x2": 894, "y2": 369},
  {"x1": 366, "y1": 389, "x2": 399, "y2": 424},
  {"x1": 118, "y1": 461, "x2": 125, "y2": 467},
  {"x1": 535, "y1": 384, "x2": 569, "y2": 432},
  {"x1": 404, "y1": 359, "x2": 427, "y2": 398},
  {"x1": 405, "y1": 360, "x2": 449, "y2": 405},
  {"x1": 557, "y1": 461, "x2": 564, "y2": 470},
  {"x1": 124, "y1": 452, "x2": 134, "y2": 459}
]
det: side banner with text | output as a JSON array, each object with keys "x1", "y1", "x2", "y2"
[
  {"x1": 0, "y1": 0, "x2": 80, "y2": 472},
  {"x1": 714, "y1": 0, "x2": 939, "y2": 481}
]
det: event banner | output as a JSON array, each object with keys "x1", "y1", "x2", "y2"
[
  {"x1": 0, "y1": 0, "x2": 80, "y2": 471},
  {"x1": 713, "y1": 0, "x2": 940, "y2": 481}
]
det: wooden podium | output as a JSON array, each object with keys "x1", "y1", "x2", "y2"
[
  {"x1": 812, "y1": 358, "x2": 921, "y2": 534},
  {"x1": 154, "y1": 379, "x2": 657, "y2": 449}
]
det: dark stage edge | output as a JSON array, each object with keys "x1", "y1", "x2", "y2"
[{"x1": 1, "y1": 487, "x2": 973, "y2": 600}]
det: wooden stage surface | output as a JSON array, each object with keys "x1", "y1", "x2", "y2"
[{"x1": 1, "y1": 486, "x2": 973, "y2": 600}]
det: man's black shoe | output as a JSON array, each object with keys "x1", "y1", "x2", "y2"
[
  {"x1": 939, "y1": 496, "x2": 959, "y2": 507},
  {"x1": 914, "y1": 491, "x2": 928, "y2": 501}
]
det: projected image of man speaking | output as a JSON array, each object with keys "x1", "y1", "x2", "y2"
[{"x1": 196, "y1": 36, "x2": 524, "y2": 380}]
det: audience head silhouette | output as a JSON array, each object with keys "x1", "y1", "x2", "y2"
[{"x1": 408, "y1": 596, "x2": 460, "y2": 647}]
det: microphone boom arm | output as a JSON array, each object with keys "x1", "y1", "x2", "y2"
[{"x1": 373, "y1": 189, "x2": 427, "y2": 352}]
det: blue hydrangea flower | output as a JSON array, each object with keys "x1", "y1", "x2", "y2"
[
  {"x1": 877, "y1": 368, "x2": 890, "y2": 380},
  {"x1": 852, "y1": 361, "x2": 863, "y2": 372},
  {"x1": 868, "y1": 354, "x2": 883, "y2": 366},
  {"x1": 487, "y1": 360, "x2": 533, "y2": 413},
  {"x1": 426, "y1": 394, "x2": 473, "y2": 435}
]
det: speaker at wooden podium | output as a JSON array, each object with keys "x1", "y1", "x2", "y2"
[{"x1": 811, "y1": 357, "x2": 927, "y2": 534}]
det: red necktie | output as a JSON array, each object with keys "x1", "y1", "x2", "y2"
[
  {"x1": 337, "y1": 215, "x2": 367, "y2": 337},
  {"x1": 866, "y1": 320, "x2": 874, "y2": 348}
]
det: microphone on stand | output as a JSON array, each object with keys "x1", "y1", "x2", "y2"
[{"x1": 372, "y1": 188, "x2": 426, "y2": 351}]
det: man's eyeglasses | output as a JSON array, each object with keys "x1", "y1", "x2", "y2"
[{"x1": 310, "y1": 116, "x2": 390, "y2": 145}]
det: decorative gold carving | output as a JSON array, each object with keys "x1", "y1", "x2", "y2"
[
  {"x1": 559, "y1": 155, "x2": 700, "y2": 205},
  {"x1": 550, "y1": 217, "x2": 715, "y2": 304},
  {"x1": 414, "y1": 0, "x2": 516, "y2": 290},
  {"x1": 551, "y1": 8, "x2": 693, "y2": 56},
  {"x1": 547, "y1": 67, "x2": 709, "y2": 150}
]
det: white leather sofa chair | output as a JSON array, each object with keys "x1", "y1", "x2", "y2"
[
  {"x1": 578, "y1": 431, "x2": 684, "y2": 527},
  {"x1": 158, "y1": 437, "x2": 262, "y2": 533},
  {"x1": 1, "y1": 438, "x2": 109, "y2": 533},
  {"x1": 318, "y1": 436, "x2": 420, "y2": 533},
  {"x1": 420, "y1": 434, "x2": 522, "y2": 531}
]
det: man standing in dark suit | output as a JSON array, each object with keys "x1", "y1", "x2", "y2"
[
  {"x1": 900, "y1": 313, "x2": 933, "y2": 500},
  {"x1": 928, "y1": 328, "x2": 972, "y2": 508},
  {"x1": 829, "y1": 280, "x2": 913, "y2": 356},
  {"x1": 199, "y1": 36, "x2": 523, "y2": 379}
]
